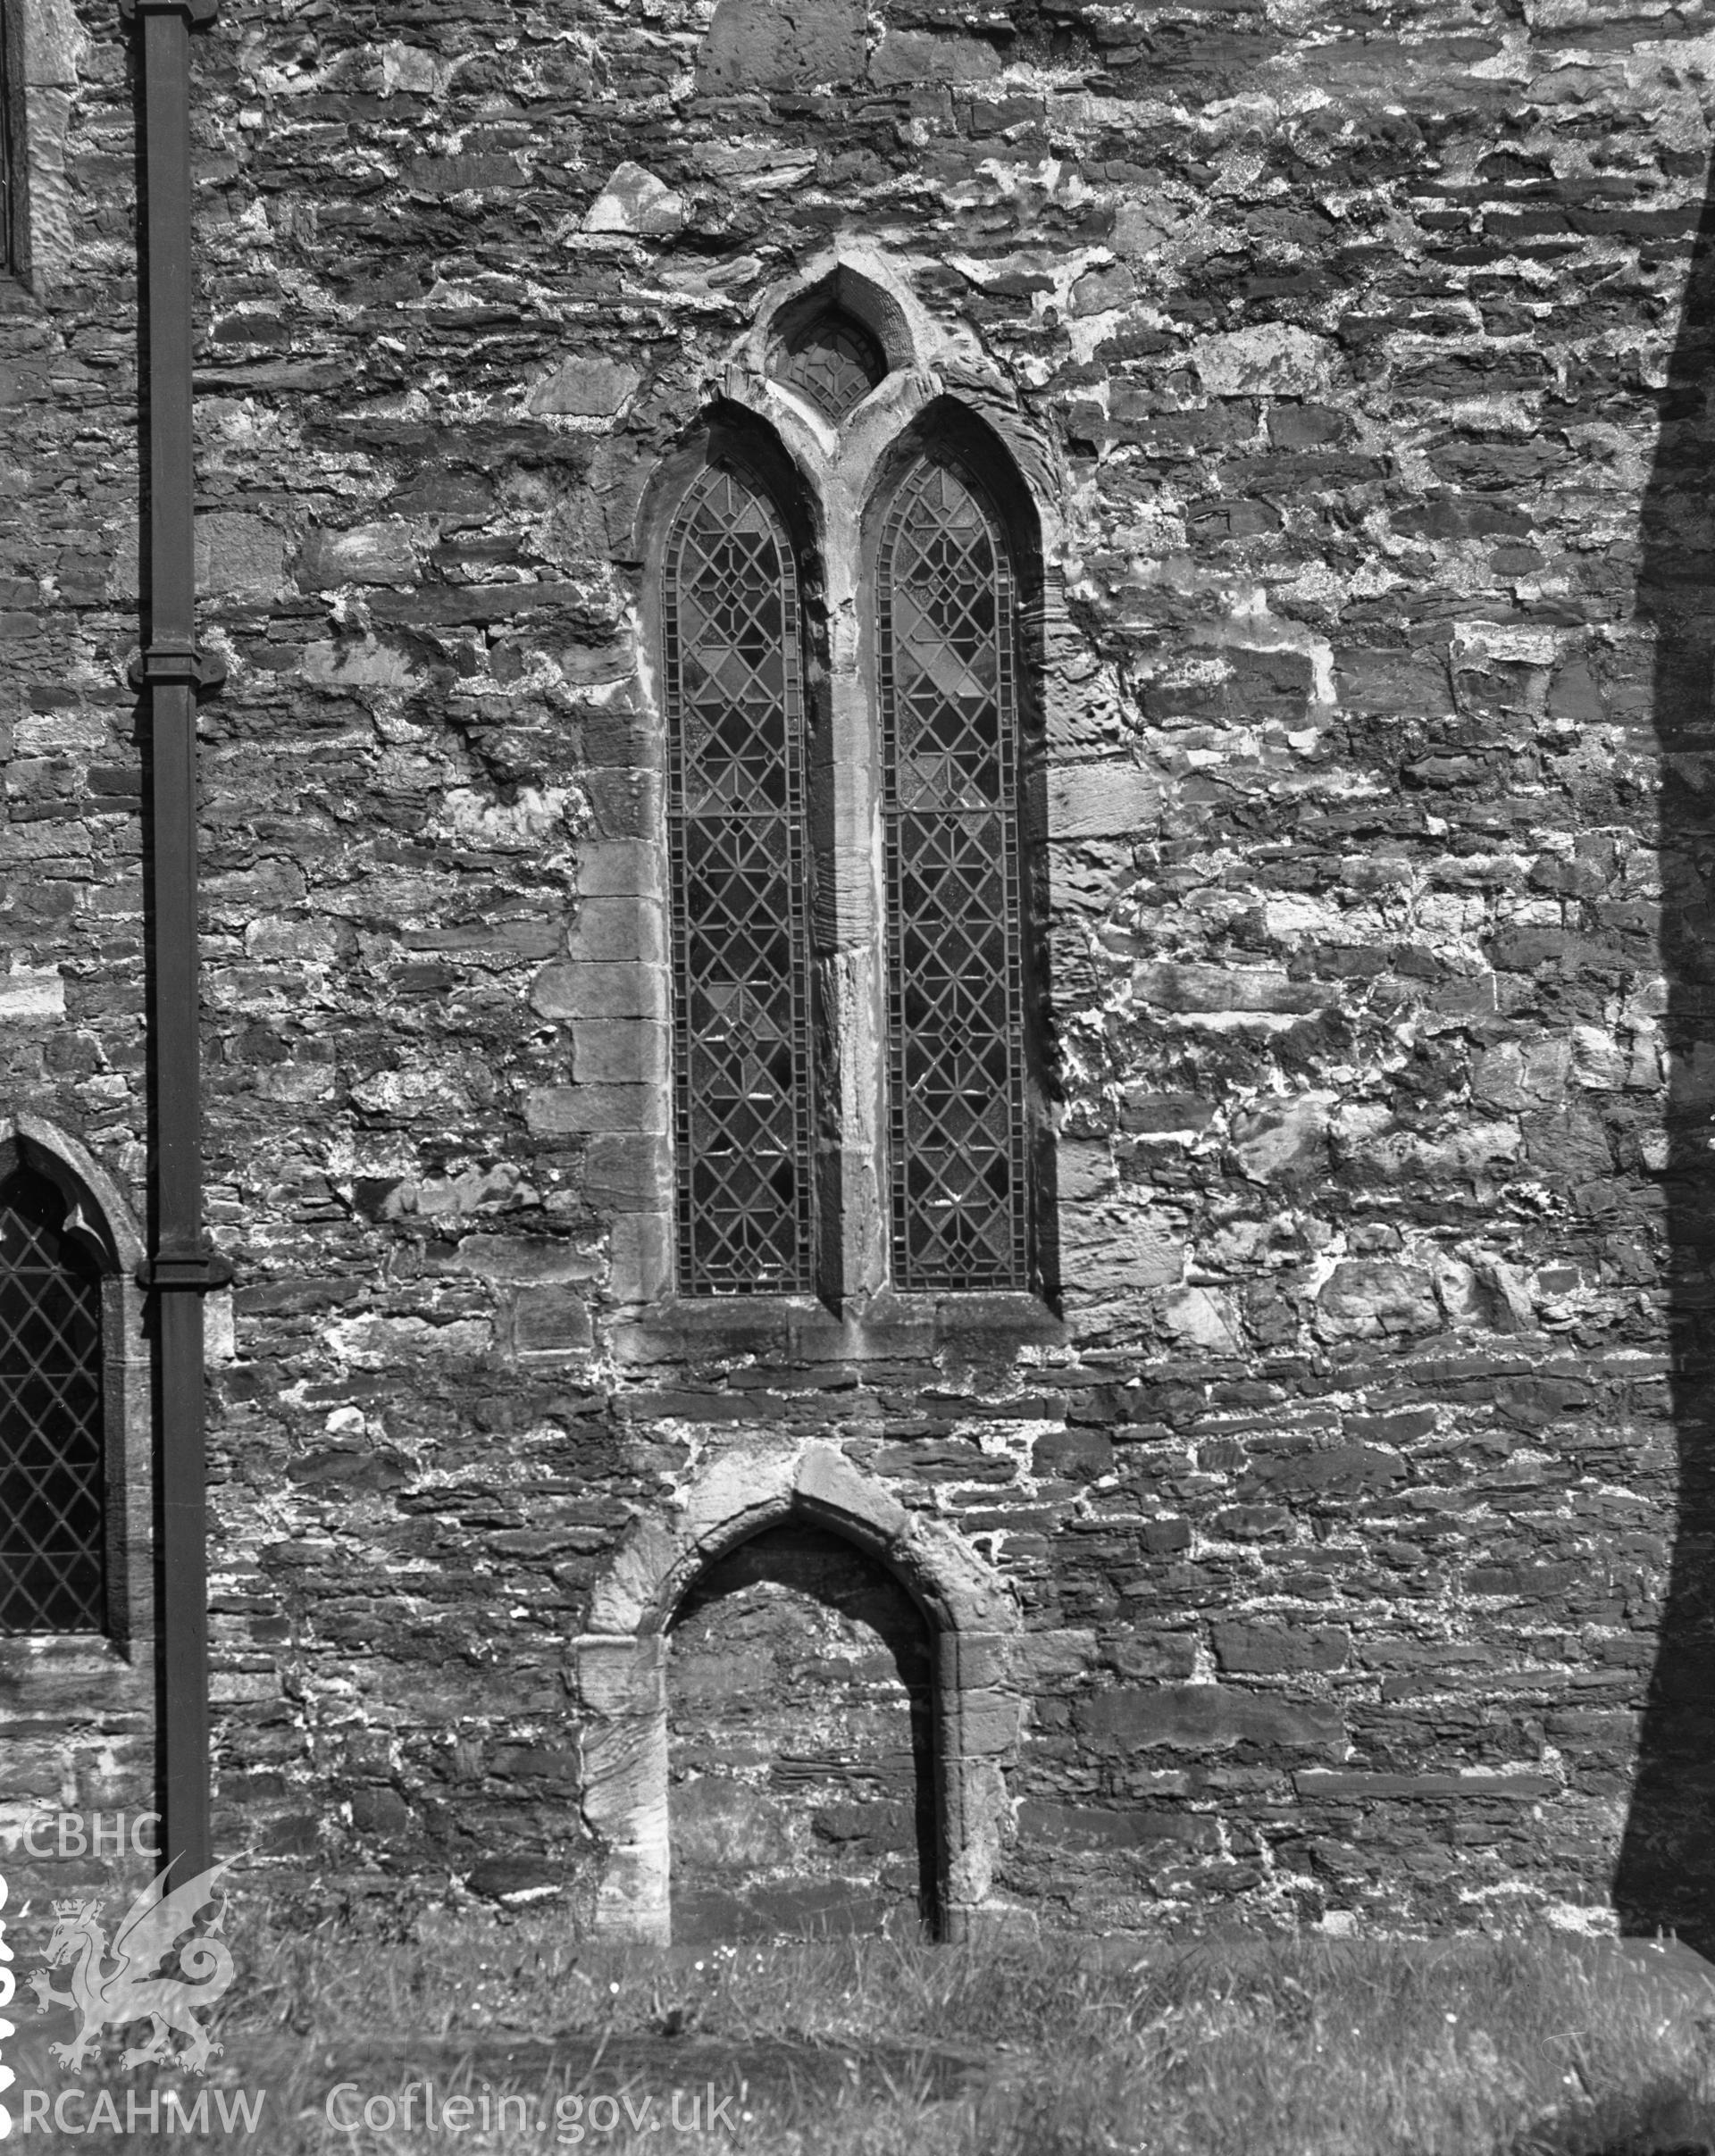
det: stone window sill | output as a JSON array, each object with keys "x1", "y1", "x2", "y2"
[
  {"x1": 0, "y1": 1634, "x2": 146, "y2": 1684},
  {"x1": 613, "y1": 1288, "x2": 1063, "y2": 1363}
]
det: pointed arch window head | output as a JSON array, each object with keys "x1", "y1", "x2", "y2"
[
  {"x1": 775, "y1": 311, "x2": 886, "y2": 425},
  {"x1": 664, "y1": 466, "x2": 816, "y2": 1296},
  {"x1": 0, "y1": 1163, "x2": 106, "y2": 1633},
  {"x1": 880, "y1": 461, "x2": 1030, "y2": 1291}
]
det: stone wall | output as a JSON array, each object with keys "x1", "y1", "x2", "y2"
[{"x1": 5, "y1": 0, "x2": 1715, "y2": 1944}]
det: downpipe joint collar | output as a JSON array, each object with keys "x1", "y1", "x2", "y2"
[
  {"x1": 128, "y1": 645, "x2": 228, "y2": 692},
  {"x1": 137, "y1": 1244, "x2": 235, "y2": 1293},
  {"x1": 118, "y1": 0, "x2": 220, "y2": 21}
]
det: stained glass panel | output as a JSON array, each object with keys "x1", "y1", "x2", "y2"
[
  {"x1": 665, "y1": 468, "x2": 815, "y2": 1294},
  {"x1": 0, "y1": 1166, "x2": 105, "y2": 1633},
  {"x1": 880, "y1": 463, "x2": 1029, "y2": 1290},
  {"x1": 778, "y1": 314, "x2": 885, "y2": 425}
]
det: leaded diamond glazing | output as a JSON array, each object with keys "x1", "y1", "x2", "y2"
[
  {"x1": 665, "y1": 469, "x2": 815, "y2": 1293},
  {"x1": 0, "y1": 1166, "x2": 105, "y2": 1633},
  {"x1": 777, "y1": 314, "x2": 884, "y2": 424},
  {"x1": 880, "y1": 464, "x2": 1029, "y2": 1290}
]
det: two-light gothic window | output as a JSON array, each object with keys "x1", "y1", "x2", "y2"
[{"x1": 663, "y1": 331, "x2": 1035, "y2": 1299}]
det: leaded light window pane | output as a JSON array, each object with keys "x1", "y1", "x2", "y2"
[
  {"x1": 778, "y1": 313, "x2": 884, "y2": 425},
  {"x1": 879, "y1": 463, "x2": 1029, "y2": 1291},
  {"x1": 1, "y1": 15, "x2": 13, "y2": 280},
  {"x1": 665, "y1": 468, "x2": 816, "y2": 1294},
  {"x1": 0, "y1": 1166, "x2": 106, "y2": 1633}
]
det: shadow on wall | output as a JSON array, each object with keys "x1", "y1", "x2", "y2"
[{"x1": 1618, "y1": 176, "x2": 1715, "y2": 1953}]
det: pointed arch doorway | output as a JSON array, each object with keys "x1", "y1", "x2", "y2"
[
  {"x1": 668, "y1": 1518, "x2": 937, "y2": 1943},
  {"x1": 571, "y1": 1443, "x2": 1020, "y2": 1944}
]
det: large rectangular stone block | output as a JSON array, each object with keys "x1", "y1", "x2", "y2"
[
  {"x1": 1212, "y1": 1623, "x2": 1351, "y2": 1675},
  {"x1": 1075, "y1": 1685, "x2": 1344, "y2": 1753},
  {"x1": 524, "y1": 1084, "x2": 665, "y2": 1135},
  {"x1": 576, "y1": 840, "x2": 665, "y2": 900},
  {"x1": 1293, "y1": 1769, "x2": 1558, "y2": 1801},
  {"x1": 936, "y1": 1630, "x2": 1012, "y2": 1692},
  {"x1": 582, "y1": 767, "x2": 662, "y2": 841},
  {"x1": 1047, "y1": 763, "x2": 1161, "y2": 840},
  {"x1": 0, "y1": 968, "x2": 64, "y2": 1019},
  {"x1": 512, "y1": 1284, "x2": 594, "y2": 1354},
  {"x1": 610, "y1": 1211, "x2": 673, "y2": 1305},
  {"x1": 1010, "y1": 1630, "x2": 1100, "y2": 1682},
  {"x1": 1134, "y1": 962, "x2": 1326, "y2": 1015},
  {"x1": 454, "y1": 1234, "x2": 600, "y2": 1283},
  {"x1": 952, "y1": 1688, "x2": 1025, "y2": 1758},
  {"x1": 530, "y1": 961, "x2": 665, "y2": 1021},
  {"x1": 1016, "y1": 1801, "x2": 1219, "y2": 1850},
  {"x1": 565, "y1": 895, "x2": 666, "y2": 967},
  {"x1": 573, "y1": 1018, "x2": 670, "y2": 1086},
  {"x1": 584, "y1": 1132, "x2": 672, "y2": 1210}
]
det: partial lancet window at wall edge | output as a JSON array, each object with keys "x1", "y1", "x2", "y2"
[{"x1": 0, "y1": 1162, "x2": 107, "y2": 1634}]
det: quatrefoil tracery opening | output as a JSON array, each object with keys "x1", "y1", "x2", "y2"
[{"x1": 774, "y1": 311, "x2": 887, "y2": 424}]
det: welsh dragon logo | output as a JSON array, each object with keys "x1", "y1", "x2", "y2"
[{"x1": 26, "y1": 1856, "x2": 238, "y2": 2076}]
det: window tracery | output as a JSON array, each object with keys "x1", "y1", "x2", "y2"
[
  {"x1": 648, "y1": 281, "x2": 1046, "y2": 1313},
  {"x1": 775, "y1": 311, "x2": 885, "y2": 424}
]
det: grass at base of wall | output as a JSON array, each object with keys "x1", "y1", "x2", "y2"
[{"x1": 13, "y1": 1908, "x2": 1715, "y2": 2154}]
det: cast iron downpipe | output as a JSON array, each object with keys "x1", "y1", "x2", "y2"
[{"x1": 121, "y1": 0, "x2": 225, "y2": 1879}]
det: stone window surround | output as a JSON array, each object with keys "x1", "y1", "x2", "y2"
[
  {"x1": 569, "y1": 1439, "x2": 1023, "y2": 1944},
  {"x1": 0, "y1": 1113, "x2": 155, "y2": 1709},
  {"x1": 588, "y1": 251, "x2": 1071, "y2": 1351},
  {"x1": 1, "y1": 0, "x2": 83, "y2": 294}
]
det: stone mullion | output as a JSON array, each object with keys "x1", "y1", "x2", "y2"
[{"x1": 816, "y1": 494, "x2": 890, "y2": 1309}]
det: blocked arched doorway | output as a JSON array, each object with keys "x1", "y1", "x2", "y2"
[
  {"x1": 668, "y1": 1521, "x2": 937, "y2": 1942},
  {"x1": 571, "y1": 1442, "x2": 1021, "y2": 1943}
]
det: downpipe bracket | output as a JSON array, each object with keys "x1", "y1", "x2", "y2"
[
  {"x1": 136, "y1": 1246, "x2": 235, "y2": 1294},
  {"x1": 128, "y1": 646, "x2": 228, "y2": 692}
]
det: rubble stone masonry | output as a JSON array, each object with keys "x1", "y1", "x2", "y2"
[{"x1": 5, "y1": 0, "x2": 1715, "y2": 1945}]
